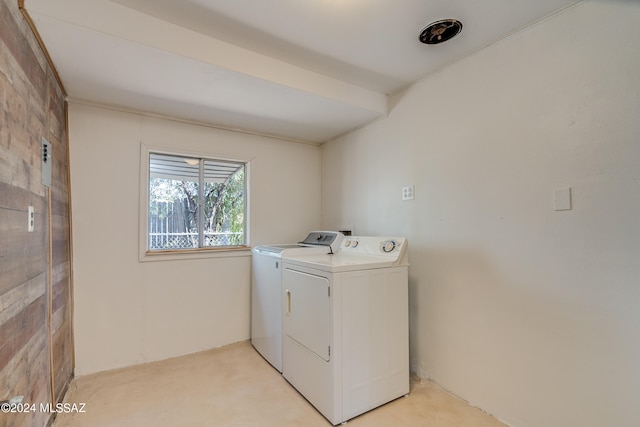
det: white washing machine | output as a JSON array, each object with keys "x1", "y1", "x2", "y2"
[
  {"x1": 251, "y1": 231, "x2": 343, "y2": 372},
  {"x1": 281, "y1": 236, "x2": 409, "y2": 425}
]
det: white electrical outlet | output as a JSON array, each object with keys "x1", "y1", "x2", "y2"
[
  {"x1": 402, "y1": 186, "x2": 414, "y2": 201},
  {"x1": 338, "y1": 225, "x2": 354, "y2": 236},
  {"x1": 28, "y1": 206, "x2": 34, "y2": 232}
]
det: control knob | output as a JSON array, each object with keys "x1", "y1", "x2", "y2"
[{"x1": 381, "y1": 240, "x2": 397, "y2": 253}]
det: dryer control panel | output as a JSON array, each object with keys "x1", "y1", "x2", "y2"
[{"x1": 341, "y1": 236, "x2": 406, "y2": 258}]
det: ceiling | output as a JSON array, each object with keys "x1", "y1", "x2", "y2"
[{"x1": 25, "y1": 0, "x2": 580, "y2": 143}]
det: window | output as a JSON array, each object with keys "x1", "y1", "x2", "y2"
[{"x1": 147, "y1": 153, "x2": 246, "y2": 252}]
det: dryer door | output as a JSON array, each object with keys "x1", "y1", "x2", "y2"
[{"x1": 283, "y1": 267, "x2": 331, "y2": 361}]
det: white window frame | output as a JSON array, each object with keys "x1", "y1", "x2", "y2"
[{"x1": 139, "y1": 142, "x2": 252, "y2": 262}]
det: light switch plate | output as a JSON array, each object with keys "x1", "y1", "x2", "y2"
[
  {"x1": 554, "y1": 187, "x2": 571, "y2": 211},
  {"x1": 28, "y1": 206, "x2": 34, "y2": 232}
]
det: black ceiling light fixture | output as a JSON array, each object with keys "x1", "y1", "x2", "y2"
[{"x1": 419, "y1": 19, "x2": 463, "y2": 45}]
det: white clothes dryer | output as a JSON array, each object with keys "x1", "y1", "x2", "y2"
[{"x1": 281, "y1": 236, "x2": 409, "y2": 425}]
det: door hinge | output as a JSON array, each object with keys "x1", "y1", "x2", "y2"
[
  {"x1": 328, "y1": 346, "x2": 331, "y2": 356},
  {"x1": 328, "y1": 286, "x2": 330, "y2": 297}
]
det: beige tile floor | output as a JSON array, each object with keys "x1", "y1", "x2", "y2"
[{"x1": 53, "y1": 341, "x2": 507, "y2": 427}]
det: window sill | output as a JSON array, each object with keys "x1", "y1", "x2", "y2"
[{"x1": 139, "y1": 246, "x2": 252, "y2": 262}]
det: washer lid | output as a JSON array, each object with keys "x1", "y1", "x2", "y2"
[
  {"x1": 253, "y1": 231, "x2": 344, "y2": 256},
  {"x1": 253, "y1": 244, "x2": 301, "y2": 255}
]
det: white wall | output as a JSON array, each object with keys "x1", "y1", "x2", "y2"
[
  {"x1": 68, "y1": 103, "x2": 322, "y2": 375},
  {"x1": 322, "y1": 2, "x2": 640, "y2": 426}
]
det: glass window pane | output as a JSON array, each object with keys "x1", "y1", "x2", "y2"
[
  {"x1": 202, "y1": 161, "x2": 245, "y2": 247},
  {"x1": 147, "y1": 153, "x2": 246, "y2": 251},
  {"x1": 148, "y1": 154, "x2": 200, "y2": 250}
]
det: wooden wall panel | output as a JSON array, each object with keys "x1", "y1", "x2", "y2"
[
  {"x1": 0, "y1": 193, "x2": 48, "y2": 295},
  {"x1": 1, "y1": 0, "x2": 73, "y2": 426}
]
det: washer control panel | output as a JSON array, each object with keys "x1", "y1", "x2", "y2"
[
  {"x1": 300, "y1": 231, "x2": 340, "y2": 245},
  {"x1": 298, "y1": 231, "x2": 345, "y2": 254}
]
